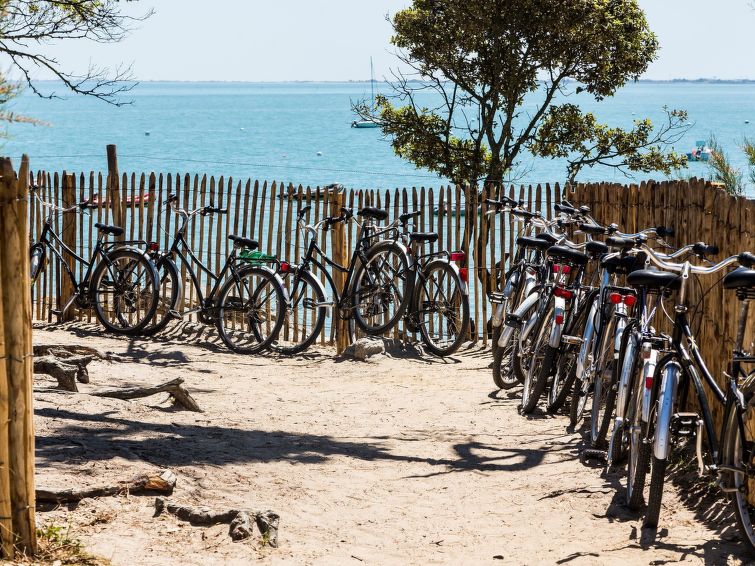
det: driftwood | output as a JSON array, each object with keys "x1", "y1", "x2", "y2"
[
  {"x1": 92, "y1": 378, "x2": 202, "y2": 412},
  {"x1": 154, "y1": 497, "x2": 279, "y2": 546},
  {"x1": 37, "y1": 470, "x2": 177, "y2": 503},
  {"x1": 34, "y1": 343, "x2": 117, "y2": 362},
  {"x1": 34, "y1": 354, "x2": 93, "y2": 392}
]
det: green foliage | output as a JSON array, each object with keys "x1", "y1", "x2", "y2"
[
  {"x1": 742, "y1": 137, "x2": 755, "y2": 187},
  {"x1": 356, "y1": 0, "x2": 680, "y2": 185},
  {"x1": 707, "y1": 135, "x2": 744, "y2": 196},
  {"x1": 531, "y1": 105, "x2": 689, "y2": 184}
]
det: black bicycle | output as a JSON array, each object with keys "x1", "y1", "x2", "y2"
[
  {"x1": 139, "y1": 194, "x2": 286, "y2": 354},
  {"x1": 29, "y1": 185, "x2": 159, "y2": 334}
]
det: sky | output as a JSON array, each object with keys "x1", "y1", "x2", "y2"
[{"x1": 14, "y1": 0, "x2": 755, "y2": 82}]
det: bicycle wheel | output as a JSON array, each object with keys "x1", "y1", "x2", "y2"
[
  {"x1": 351, "y1": 241, "x2": 410, "y2": 336},
  {"x1": 547, "y1": 298, "x2": 591, "y2": 413},
  {"x1": 140, "y1": 256, "x2": 181, "y2": 336},
  {"x1": 492, "y1": 324, "x2": 519, "y2": 389},
  {"x1": 626, "y1": 361, "x2": 652, "y2": 510},
  {"x1": 416, "y1": 260, "x2": 469, "y2": 356},
  {"x1": 216, "y1": 265, "x2": 285, "y2": 354},
  {"x1": 270, "y1": 269, "x2": 327, "y2": 355},
  {"x1": 91, "y1": 248, "x2": 160, "y2": 334},
  {"x1": 608, "y1": 321, "x2": 640, "y2": 465},
  {"x1": 722, "y1": 388, "x2": 755, "y2": 554},
  {"x1": 30, "y1": 244, "x2": 46, "y2": 286},
  {"x1": 590, "y1": 312, "x2": 619, "y2": 447},
  {"x1": 520, "y1": 300, "x2": 554, "y2": 414}
]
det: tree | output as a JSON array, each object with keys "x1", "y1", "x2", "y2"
[
  {"x1": 0, "y1": 0, "x2": 151, "y2": 112},
  {"x1": 355, "y1": 0, "x2": 685, "y2": 186}
]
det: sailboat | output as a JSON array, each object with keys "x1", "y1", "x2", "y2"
[{"x1": 352, "y1": 58, "x2": 380, "y2": 129}]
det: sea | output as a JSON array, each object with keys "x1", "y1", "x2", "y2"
[{"x1": 4, "y1": 81, "x2": 755, "y2": 195}]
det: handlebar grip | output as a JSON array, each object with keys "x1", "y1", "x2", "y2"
[
  {"x1": 738, "y1": 251, "x2": 755, "y2": 268},
  {"x1": 606, "y1": 236, "x2": 636, "y2": 249},
  {"x1": 693, "y1": 242, "x2": 719, "y2": 256},
  {"x1": 656, "y1": 226, "x2": 674, "y2": 238},
  {"x1": 578, "y1": 223, "x2": 607, "y2": 235},
  {"x1": 341, "y1": 207, "x2": 353, "y2": 220},
  {"x1": 167, "y1": 193, "x2": 178, "y2": 203},
  {"x1": 555, "y1": 203, "x2": 577, "y2": 215}
]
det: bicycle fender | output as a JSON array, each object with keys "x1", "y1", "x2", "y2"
[
  {"x1": 615, "y1": 330, "x2": 640, "y2": 420},
  {"x1": 492, "y1": 271, "x2": 521, "y2": 327},
  {"x1": 517, "y1": 292, "x2": 542, "y2": 350},
  {"x1": 548, "y1": 296, "x2": 566, "y2": 348},
  {"x1": 654, "y1": 361, "x2": 681, "y2": 461},
  {"x1": 641, "y1": 348, "x2": 661, "y2": 424},
  {"x1": 438, "y1": 259, "x2": 468, "y2": 296},
  {"x1": 576, "y1": 298, "x2": 599, "y2": 380},
  {"x1": 158, "y1": 255, "x2": 184, "y2": 312},
  {"x1": 498, "y1": 291, "x2": 538, "y2": 348},
  {"x1": 492, "y1": 303, "x2": 505, "y2": 328},
  {"x1": 306, "y1": 271, "x2": 329, "y2": 317},
  {"x1": 253, "y1": 264, "x2": 291, "y2": 303}
]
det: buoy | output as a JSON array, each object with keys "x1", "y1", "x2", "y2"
[
  {"x1": 145, "y1": 131, "x2": 150, "y2": 136},
  {"x1": 746, "y1": 120, "x2": 750, "y2": 124},
  {"x1": 240, "y1": 127, "x2": 246, "y2": 131},
  {"x1": 316, "y1": 151, "x2": 322, "y2": 156}
]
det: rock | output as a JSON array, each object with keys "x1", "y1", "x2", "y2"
[{"x1": 344, "y1": 338, "x2": 385, "y2": 361}]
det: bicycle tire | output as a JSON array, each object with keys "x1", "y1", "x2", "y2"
[
  {"x1": 91, "y1": 248, "x2": 159, "y2": 334},
  {"x1": 520, "y1": 301, "x2": 554, "y2": 414},
  {"x1": 30, "y1": 244, "x2": 46, "y2": 286},
  {"x1": 215, "y1": 265, "x2": 285, "y2": 354},
  {"x1": 492, "y1": 324, "x2": 519, "y2": 389},
  {"x1": 351, "y1": 241, "x2": 410, "y2": 336},
  {"x1": 590, "y1": 314, "x2": 619, "y2": 447},
  {"x1": 416, "y1": 260, "x2": 469, "y2": 356},
  {"x1": 643, "y1": 455, "x2": 668, "y2": 528},
  {"x1": 608, "y1": 320, "x2": 640, "y2": 464},
  {"x1": 140, "y1": 256, "x2": 181, "y2": 336},
  {"x1": 270, "y1": 269, "x2": 327, "y2": 355},
  {"x1": 547, "y1": 296, "x2": 591, "y2": 413}
]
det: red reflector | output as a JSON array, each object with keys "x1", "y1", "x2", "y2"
[
  {"x1": 623, "y1": 294, "x2": 637, "y2": 307},
  {"x1": 148, "y1": 241, "x2": 160, "y2": 252},
  {"x1": 645, "y1": 376, "x2": 653, "y2": 389},
  {"x1": 450, "y1": 251, "x2": 466, "y2": 263},
  {"x1": 554, "y1": 287, "x2": 573, "y2": 300},
  {"x1": 555, "y1": 313, "x2": 564, "y2": 325},
  {"x1": 459, "y1": 267, "x2": 468, "y2": 283},
  {"x1": 552, "y1": 264, "x2": 573, "y2": 274},
  {"x1": 280, "y1": 261, "x2": 291, "y2": 273},
  {"x1": 609, "y1": 292, "x2": 622, "y2": 304}
]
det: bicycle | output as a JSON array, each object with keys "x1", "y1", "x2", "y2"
[
  {"x1": 139, "y1": 194, "x2": 286, "y2": 354},
  {"x1": 624, "y1": 243, "x2": 755, "y2": 543},
  {"x1": 29, "y1": 184, "x2": 159, "y2": 334},
  {"x1": 270, "y1": 205, "x2": 468, "y2": 356}
]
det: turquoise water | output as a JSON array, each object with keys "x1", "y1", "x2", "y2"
[{"x1": 5, "y1": 81, "x2": 755, "y2": 193}]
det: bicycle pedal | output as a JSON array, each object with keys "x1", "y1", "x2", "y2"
[
  {"x1": 670, "y1": 412, "x2": 699, "y2": 437},
  {"x1": 168, "y1": 310, "x2": 183, "y2": 320},
  {"x1": 504, "y1": 313, "x2": 523, "y2": 329},
  {"x1": 561, "y1": 335, "x2": 583, "y2": 346}
]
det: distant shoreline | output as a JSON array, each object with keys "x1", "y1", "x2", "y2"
[{"x1": 25, "y1": 78, "x2": 755, "y2": 85}]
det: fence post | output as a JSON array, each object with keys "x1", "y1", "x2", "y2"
[
  {"x1": 107, "y1": 144, "x2": 124, "y2": 241},
  {"x1": 330, "y1": 190, "x2": 349, "y2": 353},
  {"x1": 60, "y1": 173, "x2": 77, "y2": 322},
  {"x1": 0, "y1": 155, "x2": 36, "y2": 558}
]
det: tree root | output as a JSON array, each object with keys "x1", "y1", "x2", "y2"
[
  {"x1": 37, "y1": 470, "x2": 177, "y2": 503},
  {"x1": 154, "y1": 498, "x2": 279, "y2": 546},
  {"x1": 34, "y1": 355, "x2": 93, "y2": 392}
]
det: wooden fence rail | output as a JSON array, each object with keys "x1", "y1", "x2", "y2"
[
  {"x1": 28, "y1": 170, "x2": 560, "y2": 345},
  {"x1": 569, "y1": 179, "x2": 755, "y2": 432}
]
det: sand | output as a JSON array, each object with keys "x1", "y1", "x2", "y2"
[{"x1": 31, "y1": 321, "x2": 747, "y2": 565}]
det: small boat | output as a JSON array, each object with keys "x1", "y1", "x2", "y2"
[
  {"x1": 82, "y1": 192, "x2": 151, "y2": 208},
  {"x1": 432, "y1": 202, "x2": 481, "y2": 217},
  {"x1": 351, "y1": 57, "x2": 381, "y2": 129},
  {"x1": 686, "y1": 140, "x2": 712, "y2": 162}
]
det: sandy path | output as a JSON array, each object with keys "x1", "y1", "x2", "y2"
[{"x1": 32, "y1": 322, "x2": 746, "y2": 565}]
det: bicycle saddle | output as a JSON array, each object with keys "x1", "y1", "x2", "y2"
[
  {"x1": 516, "y1": 236, "x2": 550, "y2": 251},
  {"x1": 546, "y1": 245, "x2": 588, "y2": 266},
  {"x1": 409, "y1": 232, "x2": 438, "y2": 243},
  {"x1": 627, "y1": 269, "x2": 681, "y2": 291},
  {"x1": 228, "y1": 235, "x2": 259, "y2": 250},
  {"x1": 399, "y1": 210, "x2": 421, "y2": 223},
  {"x1": 723, "y1": 267, "x2": 755, "y2": 290},
  {"x1": 94, "y1": 223, "x2": 124, "y2": 237},
  {"x1": 357, "y1": 207, "x2": 388, "y2": 221}
]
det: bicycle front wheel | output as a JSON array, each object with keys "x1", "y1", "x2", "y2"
[
  {"x1": 521, "y1": 301, "x2": 554, "y2": 414},
  {"x1": 216, "y1": 266, "x2": 285, "y2": 354},
  {"x1": 416, "y1": 260, "x2": 469, "y2": 356},
  {"x1": 91, "y1": 248, "x2": 160, "y2": 334},
  {"x1": 270, "y1": 269, "x2": 327, "y2": 355},
  {"x1": 140, "y1": 256, "x2": 181, "y2": 336},
  {"x1": 351, "y1": 241, "x2": 410, "y2": 336}
]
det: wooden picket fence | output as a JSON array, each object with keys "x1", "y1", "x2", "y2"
[
  {"x1": 569, "y1": 178, "x2": 755, "y2": 430},
  {"x1": 28, "y1": 168, "x2": 560, "y2": 345}
]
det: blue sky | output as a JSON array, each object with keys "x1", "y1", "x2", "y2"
[{"x1": 21, "y1": 1, "x2": 755, "y2": 82}]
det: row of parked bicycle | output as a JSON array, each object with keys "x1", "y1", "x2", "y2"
[
  {"x1": 486, "y1": 195, "x2": 755, "y2": 553},
  {"x1": 28, "y1": 185, "x2": 471, "y2": 357}
]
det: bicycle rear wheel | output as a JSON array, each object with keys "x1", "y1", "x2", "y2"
[
  {"x1": 492, "y1": 324, "x2": 520, "y2": 389},
  {"x1": 216, "y1": 265, "x2": 285, "y2": 354},
  {"x1": 351, "y1": 241, "x2": 410, "y2": 336},
  {"x1": 520, "y1": 300, "x2": 554, "y2": 414},
  {"x1": 140, "y1": 256, "x2": 181, "y2": 336},
  {"x1": 91, "y1": 248, "x2": 159, "y2": 334},
  {"x1": 416, "y1": 260, "x2": 469, "y2": 356},
  {"x1": 270, "y1": 269, "x2": 327, "y2": 355},
  {"x1": 590, "y1": 313, "x2": 619, "y2": 447}
]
